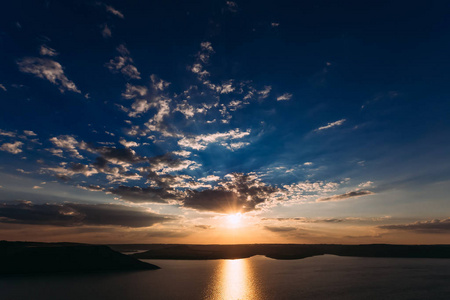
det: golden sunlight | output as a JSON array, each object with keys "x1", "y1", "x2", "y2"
[
  {"x1": 226, "y1": 213, "x2": 243, "y2": 228},
  {"x1": 206, "y1": 258, "x2": 260, "y2": 300}
]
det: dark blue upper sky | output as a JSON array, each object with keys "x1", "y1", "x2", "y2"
[{"x1": 0, "y1": 0, "x2": 449, "y2": 243}]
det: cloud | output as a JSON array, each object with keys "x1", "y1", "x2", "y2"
[
  {"x1": 0, "y1": 202, "x2": 172, "y2": 228},
  {"x1": 178, "y1": 129, "x2": 251, "y2": 151},
  {"x1": 314, "y1": 119, "x2": 346, "y2": 131},
  {"x1": 150, "y1": 74, "x2": 170, "y2": 91},
  {"x1": 122, "y1": 83, "x2": 147, "y2": 99},
  {"x1": 174, "y1": 100, "x2": 195, "y2": 118},
  {"x1": 101, "y1": 23, "x2": 112, "y2": 38},
  {"x1": 23, "y1": 130, "x2": 37, "y2": 136},
  {"x1": 258, "y1": 86, "x2": 272, "y2": 99},
  {"x1": 0, "y1": 129, "x2": 16, "y2": 137},
  {"x1": 17, "y1": 57, "x2": 80, "y2": 93},
  {"x1": 199, "y1": 175, "x2": 220, "y2": 182},
  {"x1": 0, "y1": 141, "x2": 23, "y2": 154},
  {"x1": 195, "y1": 225, "x2": 212, "y2": 230},
  {"x1": 264, "y1": 226, "x2": 297, "y2": 232},
  {"x1": 147, "y1": 153, "x2": 200, "y2": 173},
  {"x1": 119, "y1": 138, "x2": 139, "y2": 148},
  {"x1": 317, "y1": 190, "x2": 374, "y2": 202},
  {"x1": 183, "y1": 173, "x2": 277, "y2": 213},
  {"x1": 32, "y1": 186, "x2": 43, "y2": 189},
  {"x1": 226, "y1": 1, "x2": 238, "y2": 13},
  {"x1": 143, "y1": 97, "x2": 173, "y2": 134},
  {"x1": 271, "y1": 22, "x2": 280, "y2": 27},
  {"x1": 39, "y1": 45, "x2": 58, "y2": 56},
  {"x1": 104, "y1": 4, "x2": 124, "y2": 18},
  {"x1": 96, "y1": 2, "x2": 124, "y2": 18},
  {"x1": 358, "y1": 181, "x2": 374, "y2": 188},
  {"x1": 0, "y1": 84, "x2": 6, "y2": 91},
  {"x1": 105, "y1": 45, "x2": 140, "y2": 79},
  {"x1": 94, "y1": 146, "x2": 144, "y2": 164},
  {"x1": 172, "y1": 150, "x2": 191, "y2": 157},
  {"x1": 109, "y1": 185, "x2": 177, "y2": 203},
  {"x1": 49, "y1": 135, "x2": 83, "y2": 159},
  {"x1": 45, "y1": 163, "x2": 98, "y2": 179},
  {"x1": 277, "y1": 93, "x2": 292, "y2": 101},
  {"x1": 379, "y1": 218, "x2": 450, "y2": 233},
  {"x1": 262, "y1": 216, "x2": 391, "y2": 223}
]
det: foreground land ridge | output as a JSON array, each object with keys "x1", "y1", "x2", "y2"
[
  {"x1": 110, "y1": 243, "x2": 450, "y2": 260},
  {"x1": 0, "y1": 241, "x2": 159, "y2": 275}
]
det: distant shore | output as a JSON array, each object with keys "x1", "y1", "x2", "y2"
[{"x1": 106, "y1": 244, "x2": 450, "y2": 260}]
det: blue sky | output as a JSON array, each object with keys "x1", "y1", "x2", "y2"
[{"x1": 0, "y1": 0, "x2": 449, "y2": 243}]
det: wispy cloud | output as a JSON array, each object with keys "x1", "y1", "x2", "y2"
[
  {"x1": 314, "y1": 119, "x2": 346, "y2": 131},
  {"x1": 39, "y1": 45, "x2": 58, "y2": 56},
  {"x1": 264, "y1": 226, "x2": 297, "y2": 232},
  {"x1": 379, "y1": 218, "x2": 450, "y2": 233},
  {"x1": 101, "y1": 23, "x2": 112, "y2": 38},
  {"x1": 277, "y1": 93, "x2": 292, "y2": 101},
  {"x1": 17, "y1": 57, "x2": 81, "y2": 93},
  {"x1": 317, "y1": 190, "x2": 374, "y2": 202},
  {"x1": 0, "y1": 129, "x2": 16, "y2": 137},
  {"x1": 97, "y1": 2, "x2": 124, "y2": 18},
  {"x1": 0, "y1": 202, "x2": 173, "y2": 228}
]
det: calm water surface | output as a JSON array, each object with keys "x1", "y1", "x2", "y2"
[{"x1": 1, "y1": 255, "x2": 450, "y2": 300}]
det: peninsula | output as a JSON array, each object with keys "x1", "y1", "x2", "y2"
[{"x1": 0, "y1": 241, "x2": 159, "y2": 275}]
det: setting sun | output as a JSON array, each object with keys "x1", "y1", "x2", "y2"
[{"x1": 226, "y1": 213, "x2": 243, "y2": 228}]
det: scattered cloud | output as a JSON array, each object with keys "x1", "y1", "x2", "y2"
[
  {"x1": 105, "y1": 45, "x2": 140, "y2": 79},
  {"x1": 178, "y1": 129, "x2": 251, "y2": 151},
  {"x1": 49, "y1": 135, "x2": 83, "y2": 159},
  {"x1": 0, "y1": 141, "x2": 23, "y2": 154},
  {"x1": 17, "y1": 57, "x2": 81, "y2": 93}
]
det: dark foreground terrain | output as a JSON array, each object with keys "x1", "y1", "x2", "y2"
[
  {"x1": 0, "y1": 241, "x2": 159, "y2": 275},
  {"x1": 107, "y1": 244, "x2": 450, "y2": 260}
]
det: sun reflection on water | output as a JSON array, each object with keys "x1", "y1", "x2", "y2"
[{"x1": 206, "y1": 258, "x2": 260, "y2": 300}]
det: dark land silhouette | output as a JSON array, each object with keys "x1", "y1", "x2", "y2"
[
  {"x1": 108, "y1": 244, "x2": 450, "y2": 260},
  {"x1": 0, "y1": 241, "x2": 159, "y2": 275}
]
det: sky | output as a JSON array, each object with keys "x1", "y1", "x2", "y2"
[{"x1": 0, "y1": 0, "x2": 449, "y2": 244}]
